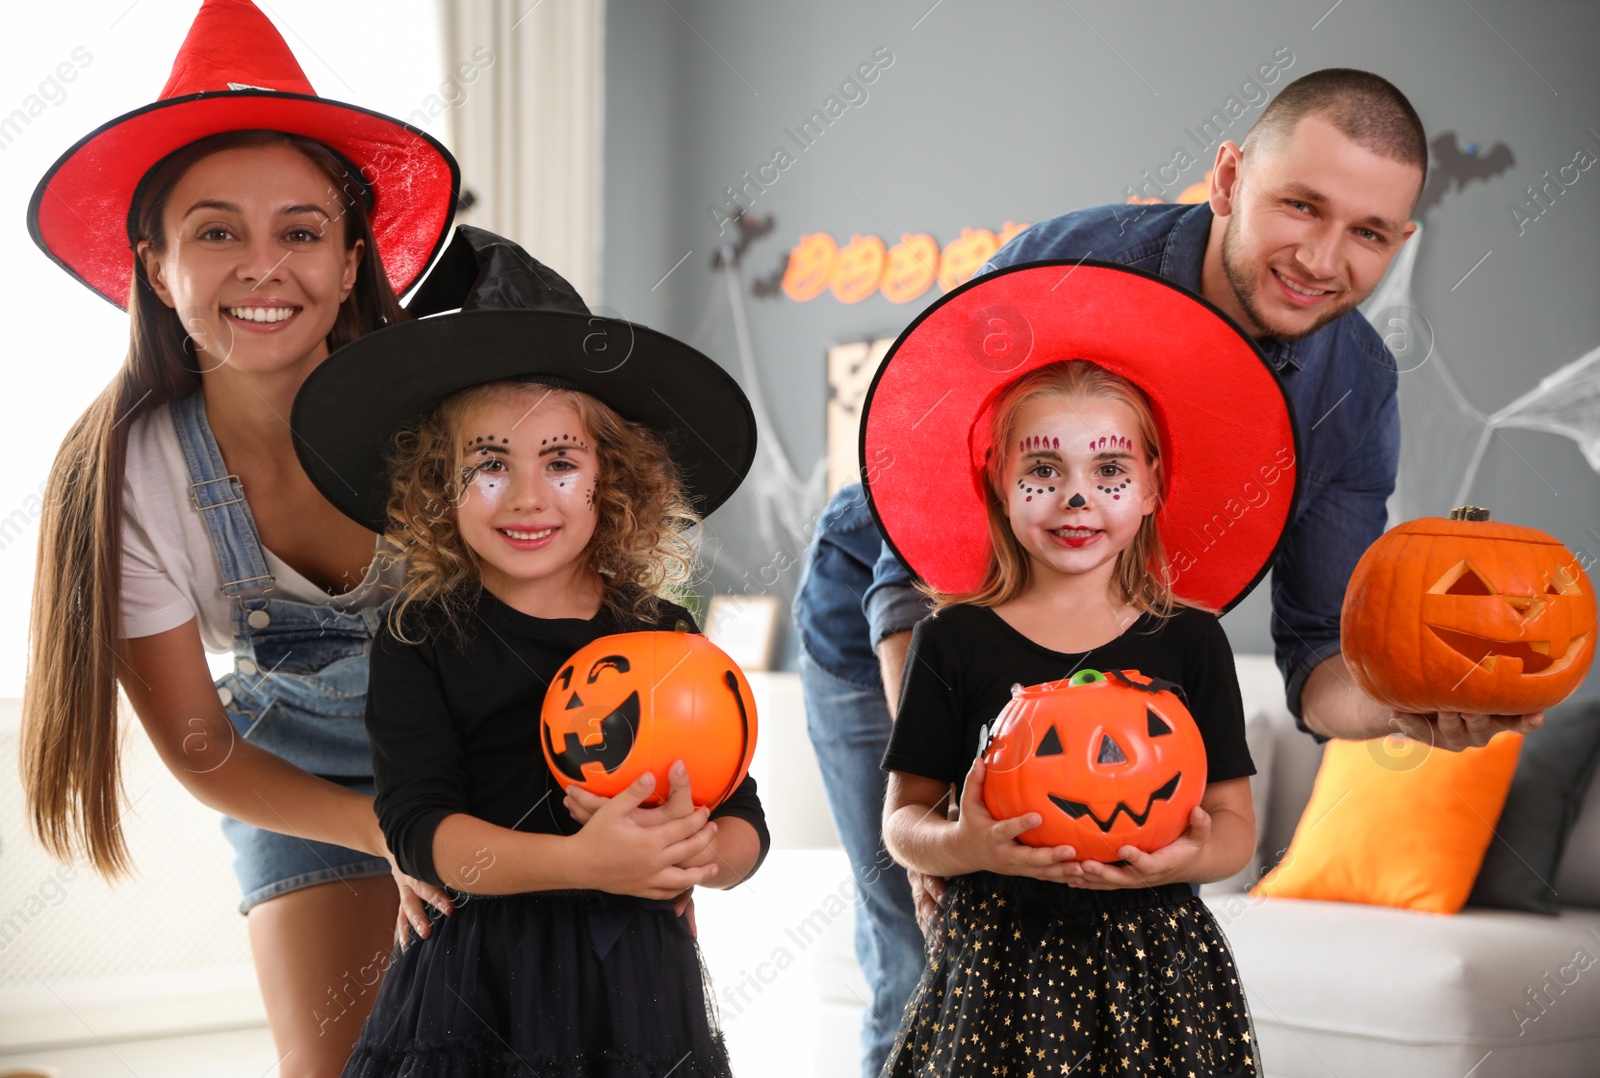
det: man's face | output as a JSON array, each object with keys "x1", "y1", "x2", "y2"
[{"x1": 1216, "y1": 113, "x2": 1420, "y2": 341}]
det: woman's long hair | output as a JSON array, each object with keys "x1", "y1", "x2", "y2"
[
  {"x1": 380, "y1": 380, "x2": 701, "y2": 645},
  {"x1": 931, "y1": 359, "x2": 1205, "y2": 619},
  {"x1": 21, "y1": 130, "x2": 405, "y2": 878}
]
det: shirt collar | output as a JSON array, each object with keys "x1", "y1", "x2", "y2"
[{"x1": 1158, "y1": 201, "x2": 1303, "y2": 374}]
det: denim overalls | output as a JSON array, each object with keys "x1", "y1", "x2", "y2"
[{"x1": 170, "y1": 391, "x2": 394, "y2": 914}]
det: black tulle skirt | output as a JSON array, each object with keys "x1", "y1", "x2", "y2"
[
  {"x1": 882, "y1": 872, "x2": 1262, "y2": 1077},
  {"x1": 342, "y1": 888, "x2": 733, "y2": 1078}
]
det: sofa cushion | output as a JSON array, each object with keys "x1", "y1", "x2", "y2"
[
  {"x1": 1470, "y1": 696, "x2": 1600, "y2": 914},
  {"x1": 1555, "y1": 764, "x2": 1600, "y2": 909},
  {"x1": 1202, "y1": 705, "x2": 1277, "y2": 895},
  {"x1": 1205, "y1": 894, "x2": 1600, "y2": 1055},
  {"x1": 1252, "y1": 732, "x2": 1522, "y2": 913}
]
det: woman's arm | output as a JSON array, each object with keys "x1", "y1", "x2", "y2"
[{"x1": 114, "y1": 618, "x2": 384, "y2": 856}]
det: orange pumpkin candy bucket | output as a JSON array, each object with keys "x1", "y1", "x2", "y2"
[
  {"x1": 982, "y1": 669, "x2": 1207, "y2": 860},
  {"x1": 540, "y1": 630, "x2": 759, "y2": 810}
]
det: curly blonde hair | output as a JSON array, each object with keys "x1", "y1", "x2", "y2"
[{"x1": 379, "y1": 380, "x2": 700, "y2": 643}]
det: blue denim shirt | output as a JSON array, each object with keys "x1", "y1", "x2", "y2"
[
  {"x1": 863, "y1": 201, "x2": 1400, "y2": 732},
  {"x1": 792, "y1": 482, "x2": 907, "y2": 689}
]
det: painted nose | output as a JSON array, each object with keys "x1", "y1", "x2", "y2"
[{"x1": 1068, "y1": 493, "x2": 1087, "y2": 509}]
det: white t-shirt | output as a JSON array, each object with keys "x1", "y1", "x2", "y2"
[{"x1": 119, "y1": 402, "x2": 406, "y2": 652}]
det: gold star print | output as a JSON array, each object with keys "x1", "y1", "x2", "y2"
[
  {"x1": 1135, "y1": 948, "x2": 1146, "y2": 959},
  {"x1": 1115, "y1": 981, "x2": 1125, "y2": 991},
  {"x1": 1014, "y1": 929, "x2": 1023, "y2": 940},
  {"x1": 1033, "y1": 987, "x2": 1041, "y2": 997},
  {"x1": 1068, "y1": 966, "x2": 1078, "y2": 976},
  {"x1": 1242, "y1": 1031, "x2": 1252, "y2": 1042},
  {"x1": 1072, "y1": 1020, "x2": 1081, "y2": 1031}
]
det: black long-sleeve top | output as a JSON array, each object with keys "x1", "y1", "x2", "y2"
[{"x1": 366, "y1": 586, "x2": 771, "y2": 890}]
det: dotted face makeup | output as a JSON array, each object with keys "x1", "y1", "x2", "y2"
[
  {"x1": 1096, "y1": 476, "x2": 1132, "y2": 500},
  {"x1": 1016, "y1": 477, "x2": 1058, "y2": 503}
]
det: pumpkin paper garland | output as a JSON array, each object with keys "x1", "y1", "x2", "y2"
[
  {"x1": 981, "y1": 669, "x2": 1208, "y2": 861},
  {"x1": 1341, "y1": 506, "x2": 1598, "y2": 716},
  {"x1": 539, "y1": 631, "x2": 759, "y2": 810}
]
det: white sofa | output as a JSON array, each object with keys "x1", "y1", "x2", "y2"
[{"x1": 814, "y1": 655, "x2": 1600, "y2": 1077}]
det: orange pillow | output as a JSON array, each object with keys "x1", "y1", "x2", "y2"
[{"x1": 1251, "y1": 731, "x2": 1523, "y2": 913}]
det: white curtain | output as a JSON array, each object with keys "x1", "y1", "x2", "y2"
[{"x1": 436, "y1": 0, "x2": 606, "y2": 304}]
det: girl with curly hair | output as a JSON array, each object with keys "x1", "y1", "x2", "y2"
[{"x1": 288, "y1": 226, "x2": 767, "y2": 1077}]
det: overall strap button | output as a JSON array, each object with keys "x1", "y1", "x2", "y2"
[
  {"x1": 247, "y1": 610, "x2": 272, "y2": 629},
  {"x1": 237, "y1": 658, "x2": 258, "y2": 676},
  {"x1": 218, "y1": 686, "x2": 234, "y2": 706}
]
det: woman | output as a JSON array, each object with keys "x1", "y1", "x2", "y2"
[{"x1": 20, "y1": 1, "x2": 459, "y2": 1073}]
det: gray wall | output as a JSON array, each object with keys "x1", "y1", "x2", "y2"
[{"x1": 603, "y1": 0, "x2": 1600, "y2": 678}]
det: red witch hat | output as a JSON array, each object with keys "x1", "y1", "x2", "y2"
[
  {"x1": 860, "y1": 261, "x2": 1300, "y2": 614},
  {"x1": 28, "y1": 0, "x2": 458, "y2": 308}
]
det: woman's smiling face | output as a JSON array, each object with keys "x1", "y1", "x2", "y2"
[
  {"x1": 1002, "y1": 393, "x2": 1160, "y2": 585},
  {"x1": 137, "y1": 142, "x2": 363, "y2": 377},
  {"x1": 452, "y1": 389, "x2": 601, "y2": 605}
]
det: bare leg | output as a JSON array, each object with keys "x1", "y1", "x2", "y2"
[{"x1": 246, "y1": 876, "x2": 401, "y2": 1078}]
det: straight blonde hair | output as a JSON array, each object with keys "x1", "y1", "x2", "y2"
[{"x1": 931, "y1": 360, "x2": 1206, "y2": 618}]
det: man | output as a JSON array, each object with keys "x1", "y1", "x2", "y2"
[
  {"x1": 799, "y1": 68, "x2": 1544, "y2": 1069},
  {"x1": 792, "y1": 484, "x2": 928, "y2": 1078}
]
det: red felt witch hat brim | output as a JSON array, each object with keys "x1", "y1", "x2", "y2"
[
  {"x1": 860, "y1": 260, "x2": 1301, "y2": 614},
  {"x1": 27, "y1": 0, "x2": 457, "y2": 308}
]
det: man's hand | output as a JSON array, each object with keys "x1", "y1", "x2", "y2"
[
  {"x1": 907, "y1": 869, "x2": 946, "y2": 934},
  {"x1": 1390, "y1": 709, "x2": 1543, "y2": 751}
]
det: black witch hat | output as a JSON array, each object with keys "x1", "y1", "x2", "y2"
[{"x1": 290, "y1": 226, "x2": 757, "y2": 534}]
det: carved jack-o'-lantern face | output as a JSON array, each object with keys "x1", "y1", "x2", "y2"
[
  {"x1": 880, "y1": 233, "x2": 939, "y2": 304},
  {"x1": 1342, "y1": 506, "x2": 1598, "y2": 715},
  {"x1": 830, "y1": 234, "x2": 887, "y2": 304},
  {"x1": 539, "y1": 631, "x2": 758, "y2": 809},
  {"x1": 936, "y1": 227, "x2": 999, "y2": 293},
  {"x1": 981, "y1": 669, "x2": 1208, "y2": 861},
  {"x1": 782, "y1": 233, "x2": 839, "y2": 302}
]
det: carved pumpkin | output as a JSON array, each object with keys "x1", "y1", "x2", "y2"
[
  {"x1": 996, "y1": 221, "x2": 1030, "y2": 247},
  {"x1": 782, "y1": 233, "x2": 839, "y2": 302},
  {"x1": 830, "y1": 234, "x2": 887, "y2": 303},
  {"x1": 540, "y1": 631, "x2": 758, "y2": 809},
  {"x1": 1341, "y1": 505, "x2": 1597, "y2": 715},
  {"x1": 1175, "y1": 171, "x2": 1213, "y2": 204},
  {"x1": 880, "y1": 233, "x2": 939, "y2": 304},
  {"x1": 937, "y1": 227, "x2": 1000, "y2": 293},
  {"x1": 982, "y1": 669, "x2": 1207, "y2": 860}
]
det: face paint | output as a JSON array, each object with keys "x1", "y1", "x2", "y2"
[
  {"x1": 541, "y1": 434, "x2": 593, "y2": 503},
  {"x1": 451, "y1": 396, "x2": 604, "y2": 610},
  {"x1": 1016, "y1": 477, "x2": 1058, "y2": 503},
  {"x1": 1003, "y1": 396, "x2": 1161, "y2": 591},
  {"x1": 1095, "y1": 475, "x2": 1132, "y2": 500}
]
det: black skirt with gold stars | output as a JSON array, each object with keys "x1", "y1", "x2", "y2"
[{"x1": 882, "y1": 872, "x2": 1261, "y2": 1077}]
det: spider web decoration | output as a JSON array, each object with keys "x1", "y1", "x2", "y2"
[
  {"x1": 684, "y1": 229, "x2": 829, "y2": 609},
  {"x1": 1359, "y1": 227, "x2": 1493, "y2": 522},
  {"x1": 1360, "y1": 227, "x2": 1600, "y2": 520}
]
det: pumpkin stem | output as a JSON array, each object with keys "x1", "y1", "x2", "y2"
[{"x1": 1449, "y1": 505, "x2": 1491, "y2": 521}]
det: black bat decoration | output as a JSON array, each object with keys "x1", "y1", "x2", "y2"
[{"x1": 1415, "y1": 131, "x2": 1515, "y2": 218}]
